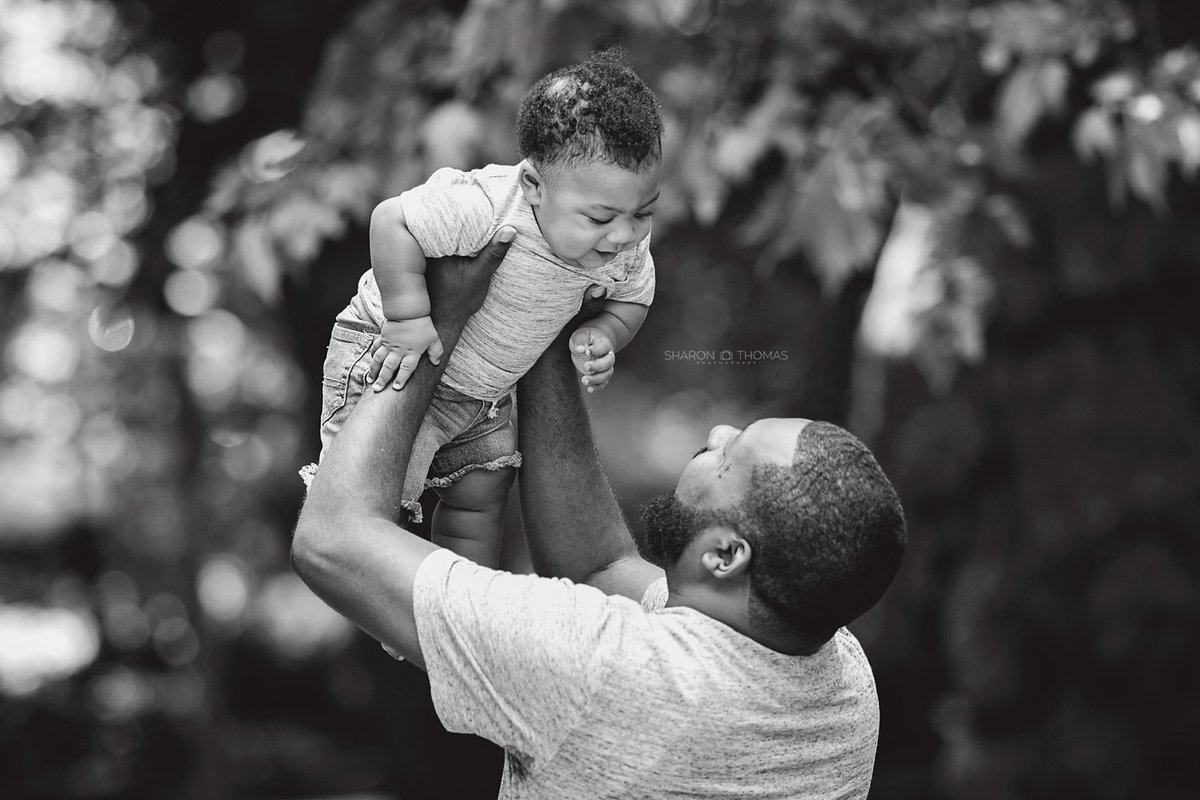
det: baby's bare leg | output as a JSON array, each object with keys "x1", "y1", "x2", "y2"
[{"x1": 431, "y1": 466, "x2": 516, "y2": 568}]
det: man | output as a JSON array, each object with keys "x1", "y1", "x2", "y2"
[{"x1": 292, "y1": 229, "x2": 907, "y2": 799}]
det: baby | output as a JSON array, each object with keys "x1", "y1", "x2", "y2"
[{"x1": 301, "y1": 50, "x2": 663, "y2": 568}]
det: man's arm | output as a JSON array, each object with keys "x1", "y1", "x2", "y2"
[
  {"x1": 516, "y1": 324, "x2": 663, "y2": 601},
  {"x1": 291, "y1": 229, "x2": 514, "y2": 669}
]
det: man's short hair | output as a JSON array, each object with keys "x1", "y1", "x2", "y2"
[
  {"x1": 745, "y1": 422, "x2": 907, "y2": 642},
  {"x1": 516, "y1": 48, "x2": 663, "y2": 174}
]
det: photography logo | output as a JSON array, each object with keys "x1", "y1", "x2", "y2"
[{"x1": 663, "y1": 348, "x2": 790, "y2": 366}]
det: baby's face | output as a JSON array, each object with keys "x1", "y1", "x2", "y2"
[{"x1": 521, "y1": 158, "x2": 662, "y2": 270}]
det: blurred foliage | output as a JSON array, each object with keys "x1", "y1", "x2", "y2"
[{"x1": 2, "y1": 0, "x2": 1200, "y2": 798}]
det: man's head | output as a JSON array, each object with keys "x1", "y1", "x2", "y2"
[
  {"x1": 638, "y1": 420, "x2": 907, "y2": 645},
  {"x1": 515, "y1": 49, "x2": 663, "y2": 270}
]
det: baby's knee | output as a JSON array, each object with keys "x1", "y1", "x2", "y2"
[{"x1": 437, "y1": 466, "x2": 517, "y2": 511}]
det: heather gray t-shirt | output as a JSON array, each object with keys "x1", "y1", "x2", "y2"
[{"x1": 412, "y1": 549, "x2": 880, "y2": 799}]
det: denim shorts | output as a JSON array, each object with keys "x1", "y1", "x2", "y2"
[{"x1": 300, "y1": 320, "x2": 521, "y2": 523}]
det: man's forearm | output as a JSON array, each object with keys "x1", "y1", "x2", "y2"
[
  {"x1": 517, "y1": 340, "x2": 658, "y2": 596},
  {"x1": 289, "y1": 339, "x2": 448, "y2": 669},
  {"x1": 291, "y1": 230, "x2": 512, "y2": 666}
]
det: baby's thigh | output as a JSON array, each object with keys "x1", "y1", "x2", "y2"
[{"x1": 435, "y1": 466, "x2": 517, "y2": 511}]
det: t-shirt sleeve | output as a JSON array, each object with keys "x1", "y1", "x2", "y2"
[
  {"x1": 641, "y1": 577, "x2": 668, "y2": 612},
  {"x1": 412, "y1": 549, "x2": 625, "y2": 770},
  {"x1": 396, "y1": 167, "x2": 496, "y2": 258},
  {"x1": 609, "y1": 234, "x2": 656, "y2": 306}
]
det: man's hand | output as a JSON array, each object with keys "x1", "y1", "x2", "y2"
[
  {"x1": 427, "y1": 226, "x2": 515, "y2": 329},
  {"x1": 569, "y1": 326, "x2": 615, "y2": 393},
  {"x1": 369, "y1": 316, "x2": 444, "y2": 392},
  {"x1": 365, "y1": 226, "x2": 515, "y2": 392}
]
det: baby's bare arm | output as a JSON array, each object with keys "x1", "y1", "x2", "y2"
[
  {"x1": 579, "y1": 300, "x2": 648, "y2": 353},
  {"x1": 368, "y1": 198, "x2": 447, "y2": 389},
  {"x1": 369, "y1": 197, "x2": 430, "y2": 321}
]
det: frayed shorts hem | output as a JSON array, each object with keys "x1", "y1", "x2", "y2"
[{"x1": 299, "y1": 451, "x2": 522, "y2": 525}]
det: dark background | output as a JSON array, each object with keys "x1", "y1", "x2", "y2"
[{"x1": 2, "y1": 1, "x2": 1199, "y2": 798}]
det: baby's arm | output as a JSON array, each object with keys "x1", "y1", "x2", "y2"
[
  {"x1": 367, "y1": 197, "x2": 444, "y2": 391},
  {"x1": 569, "y1": 300, "x2": 649, "y2": 392}
]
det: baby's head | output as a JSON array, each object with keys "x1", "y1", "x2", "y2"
[{"x1": 516, "y1": 49, "x2": 664, "y2": 269}]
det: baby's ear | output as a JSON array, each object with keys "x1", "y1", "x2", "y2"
[{"x1": 518, "y1": 161, "x2": 545, "y2": 206}]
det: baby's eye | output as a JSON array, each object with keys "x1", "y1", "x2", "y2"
[
  {"x1": 635, "y1": 210, "x2": 655, "y2": 219},
  {"x1": 585, "y1": 215, "x2": 613, "y2": 225}
]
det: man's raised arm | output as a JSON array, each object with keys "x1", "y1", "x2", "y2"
[
  {"x1": 291, "y1": 229, "x2": 514, "y2": 668},
  {"x1": 516, "y1": 319, "x2": 663, "y2": 601}
]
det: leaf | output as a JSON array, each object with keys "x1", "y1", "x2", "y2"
[
  {"x1": 1176, "y1": 111, "x2": 1200, "y2": 179},
  {"x1": 982, "y1": 194, "x2": 1033, "y2": 248},
  {"x1": 789, "y1": 150, "x2": 888, "y2": 296},
  {"x1": 996, "y1": 60, "x2": 1044, "y2": 146},
  {"x1": 679, "y1": 134, "x2": 728, "y2": 225},
  {"x1": 1072, "y1": 106, "x2": 1118, "y2": 162},
  {"x1": 980, "y1": 41, "x2": 1011, "y2": 75},
  {"x1": 1038, "y1": 58, "x2": 1069, "y2": 114},
  {"x1": 241, "y1": 130, "x2": 306, "y2": 184},
  {"x1": 857, "y1": 199, "x2": 938, "y2": 359},
  {"x1": 1125, "y1": 132, "x2": 1167, "y2": 212},
  {"x1": 268, "y1": 195, "x2": 345, "y2": 263},
  {"x1": 712, "y1": 125, "x2": 769, "y2": 182},
  {"x1": 419, "y1": 101, "x2": 484, "y2": 171},
  {"x1": 234, "y1": 218, "x2": 282, "y2": 304},
  {"x1": 315, "y1": 162, "x2": 375, "y2": 220},
  {"x1": 656, "y1": 0, "x2": 716, "y2": 36},
  {"x1": 713, "y1": 81, "x2": 806, "y2": 182},
  {"x1": 1092, "y1": 71, "x2": 1138, "y2": 106}
]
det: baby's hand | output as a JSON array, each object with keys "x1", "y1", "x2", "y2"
[
  {"x1": 569, "y1": 326, "x2": 615, "y2": 393},
  {"x1": 369, "y1": 316, "x2": 444, "y2": 391}
]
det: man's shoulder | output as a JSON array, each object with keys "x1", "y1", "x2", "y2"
[{"x1": 832, "y1": 627, "x2": 876, "y2": 681}]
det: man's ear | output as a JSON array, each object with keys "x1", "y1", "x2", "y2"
[
  {"x1": 518, "y1": 160, "x2": 546, "y2": 207},
  {"x1": 699, "y1": 531, "x2": 752, "y2": 580}
]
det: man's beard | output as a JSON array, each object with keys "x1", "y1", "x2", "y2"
[
  {"x1": 636, "y1": 493, "x2": 696, "y2": 565},
  {"x1": 637, "y1": 493, "x2": 745, "y2": 566}
]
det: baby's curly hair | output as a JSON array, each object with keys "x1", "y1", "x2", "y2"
[{"x1": 517, "y1": 48, "x2": 663, "y2": 174}]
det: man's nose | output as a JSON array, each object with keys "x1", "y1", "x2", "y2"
[{"x1": 707, "y1": 424, "x2": 740, "y2": 451}]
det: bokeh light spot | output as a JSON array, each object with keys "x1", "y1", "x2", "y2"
[
  {"x1": 187, "y1": 72, "x2": 245, "y2": 122},
  {"x1": 164, "y1": 269, "x2": 218, "y2": 316},
  {"x1": 198, "y1": 556, "x2": 249, "y2": 624},
  {"x1": 88, "y1": 304, "x2": 136, "y2": 352},
  {"x1": 0, "y1": 605, "x2": 100, "y2": 697},
  {"x1": 89, "y1": 239, "x2": 139, "y2": 286},
  {"x1": 166, "y1": 216, "x2": 224, "y2": 270},
  {"x1": 6, "y1": 322, "x2": 80, "y2": 383},
  {"x1": 27, "y1": 259, "x2": 86, "y2": 313}
]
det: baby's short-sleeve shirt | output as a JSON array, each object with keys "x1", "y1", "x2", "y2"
[{"x1": 356, "y1": 165, "x2": 656, "y2": 401}]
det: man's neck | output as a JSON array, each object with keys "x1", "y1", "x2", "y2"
[{"x1": 665, "y1": 585, "x2": 826, "y2": 656}]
